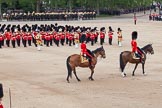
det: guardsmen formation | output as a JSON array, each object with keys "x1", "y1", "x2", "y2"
[
  {"x1": 2, "y1": 11, "x2": 96, "y2": 21},
  {"x1": 0, "y1": 23, "x2": 124, "y2": 49},
  {"x1": 108, "y1": 26, "x2": 114, "y2": 45},
  {"x1": 100, "y1": 27, "x2": 106, "y2": 45}
]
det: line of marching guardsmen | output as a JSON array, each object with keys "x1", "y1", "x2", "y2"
[{"x1": 0, "y1": 23, "x2": 123, "y2": 49}]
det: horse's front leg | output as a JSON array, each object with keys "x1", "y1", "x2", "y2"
[
  {"x1": 142, "y1": 63, "x2": 146, "y2": 75},
  {"x1": 89, "y1": 68, "x2": 94, "y2": 81},
  {"x1": 132, "y1": 63, "x2": 138, "y2": 76}
]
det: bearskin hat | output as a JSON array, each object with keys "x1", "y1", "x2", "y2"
[
  {"x1": 100, "y1": 27, "x2": 105, "y2": 32},
  {"x1": 109, "y1": 26, "x2": 113, "y2": 32},
  {"x1": 118, "y1": 28, "x2": 122, "y2": 31},
  {"x1": 132, "y1": 31, "x2": 138, "y2": 40}
]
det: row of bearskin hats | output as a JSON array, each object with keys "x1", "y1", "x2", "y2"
[
  {"x1": 0, "y1": 23, "x2": 100, "y2": 33},
  {"x1": 1, "y1": 23, "x2": 122, "y2": 34}
]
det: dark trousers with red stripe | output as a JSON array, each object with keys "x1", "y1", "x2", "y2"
[
  {"x1": 100, "y1": 38, "x2": 104, "y2": 45},
  {"x1": 12, "y1": 40, "x2": 16, "y2": 48},
  {"x1": 109, "y1": 38, "x2": 112, "y2": 45},
  {"x1": 6, "y1": 40, "x2": 10, "y2": 47},
  {"x1": 46, "y1": 40, "x2": 50, "y2": 47},
  {"x1": 0, "y1": 41, "x2": 2, "y2": 48},
  {"x1": 28, "y1": 40, "x2": 32, "y2": 46},
  {"x1": 17, "y1": 39, "x2": 20, "y2": 47}
]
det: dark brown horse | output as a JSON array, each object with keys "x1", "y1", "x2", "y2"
[
  {"x1": 120, "y1": 44, "x2": 154, "y2": 77},
  {"x1": 66, "y1": 46, "x2": 106, "y2": 83}
]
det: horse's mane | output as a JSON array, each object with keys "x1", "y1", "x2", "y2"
[
  {"x1": 92, "y1": 47, "x2": 103, "y2": 54},
  {"x1": 141, "y1": 44, "x2": 152, "y2": 50}
]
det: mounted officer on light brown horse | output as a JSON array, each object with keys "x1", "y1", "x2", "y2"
[
  {"x1": 119, "y1": 31, "x2": 154, "y2": 77},
  {"x1": 66, "y1": 46, "x2": 106, "y2": 83}
]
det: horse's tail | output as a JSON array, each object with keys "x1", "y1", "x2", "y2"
[
  {"x1": 66, "y1": 56, "x2": 72, "y2": 78},
  {"x1": 120, "y1": 52, "x2": 125, "y2": 72}
]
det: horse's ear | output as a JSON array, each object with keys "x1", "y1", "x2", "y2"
[
  {"x1": 101, "y1": 46, "x2": 104, "y2": 50},
  {"x1": 101, "y1": 46, "x2": 103, "y2": 48},
  {"x1": 149, "y1": 43, "x2": 153, "y2": 46}
]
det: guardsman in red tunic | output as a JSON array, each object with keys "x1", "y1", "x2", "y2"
[
  {"x1": 11, "y1": 32, "x2": 16, "y2": 48},
  {"x1": 55, "y1": 29, "x2": 61, "y2": 47},
  {"x1": 0, "y1": 32, "x2": 3, "y2": 48},
  {"x1": 45, "y1": 31, "x2": 50, "y2": 47},
  {"x1": 16, "y1": 30, "x2": 21, "y2": 47},
  {"x1": 108, "y1": 26, "x2": 114, "y2": 45},
  {"x1": 60, "y1": 29, "x2": 65, "y2": 46},
  {"x1": 65, "y1": 30, "x2": 69, "y2": 45},
  {"x1": 49, "y1": 30, "x2": 53, "y2": 46},
  {"x1": 27, "y1": 29, "x2": 32, "y2": 46},
  {"x1": 131, "y1": 31, "x2": 144, "y2": 63},
  {"x1": 22, "y1": 31, "x2": 28, "y2": 47},
  {"x1": 117, "y1": 28, "x2": 122, "y2": 46},
  {"x1": 90, "y1": 29, "x2": 95, "y2": 46},
  {"x1": 94, "y1": 27, "x2": 99, "y2": 43},
  {"x1": 80, "y1": 41, "x2": 93, "y2": 67},
  {"x1": 100, "y1": 27, "x2": 105, "y2": 45},
  {"x1": 86, "y1": 28, "x2": 91, "y2": 43},
  {"x1": 68, "y1": 30, "x2": 73, "y2": 46},
  {"x1": 5, "y1": 29, "x2": 11, "y2": 47},
  {"x1": 134, "y1": 13, "x2": 137, "y2": 25}
]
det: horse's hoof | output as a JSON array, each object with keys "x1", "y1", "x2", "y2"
[
  {"x1": 132, "y1": 74, "x2": 135, "y2": 76},
  {"x1": 143, "y1": 73, "x2": 147, "y2": 76},
  {"x1": 91, "y1": 78, "x2": 94, "y2": 81},
  {"x1": 121, "y1": 73, "x2": 126, "y2": 77},
  {"x1": 77, "y1": 79, "x2": 81, "y2": 82},
  {"x1": 89, "y1": 77, "x2": 94, "y2": 81}
]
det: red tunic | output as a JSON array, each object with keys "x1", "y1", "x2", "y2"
[
  {"x1": 16, "y1": 34, "x2": 21, "y2": 40},
  {"x1": 66, "y1": 32, "x2": 70, "y2": 39},
  {"x1": 27, "y1": 34, "x2": 32, "y2": 40},
  {"x1": 108, "y1": 32, "x2": 113, "y2": 39},
  {"x1": 5, "y1": 32, "x2": 11, "y2": 40},
  {"x1": 22, "y1": 33, "x2": 28, "y2": 40},
  {"x1": 100, "y1": 32, "x2": 105, "y2": 39},
  {"x1": 60, "y1": 33, "x2": 65, "y2": 39},
  {"x1": 90, "y1": 33, "x2": 95, "y2": 40},
  {"x1": 81, "y1": 43, "x2": 87, "y2": 54},
  {"x1": 131, "y1": 40, "x2": 137, "y2": 52},
  {"x1": 0, "y1": 36, "x2": 3, "y2": 41},
  {"x1": 0, "y1": 104, "x2": 3, "y2": 108},
  {"x1": 80, "y1": 43, "x2": 93, "y2": 58},
  {"x1": 11, "y1": 36, "x2": 16, "y2": 41},
  {"x1": 68, "y1": 33, "x2": 73, "y2": 40},
  {"x1": 45, "y1": 33, "x2": 50, "y2": 41},
  {"x1": 55, "y1": 34, "x2": 60, "y2": 40}
]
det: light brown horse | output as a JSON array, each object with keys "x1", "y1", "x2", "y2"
[
  {"x1": 120, "y1": 44, "x2": 154, "y2": 77},
  {"x1": 66, "y1": 46, "x2": 106, "y2": 83}
]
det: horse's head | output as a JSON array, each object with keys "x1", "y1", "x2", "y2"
[
  {"x1": 101, "y1": 46, "x2": 106, "y2": 58},
  {"x1": 92, "y1": 46, "x2": 106, "y2": 58},
  {"x1": 142, "y1": 44, "x2": 154, "y2": 54}
]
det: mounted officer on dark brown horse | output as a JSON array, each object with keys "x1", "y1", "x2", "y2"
[{"x1": 119, "y1": 31, "x2": 154, "y2": 77}]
